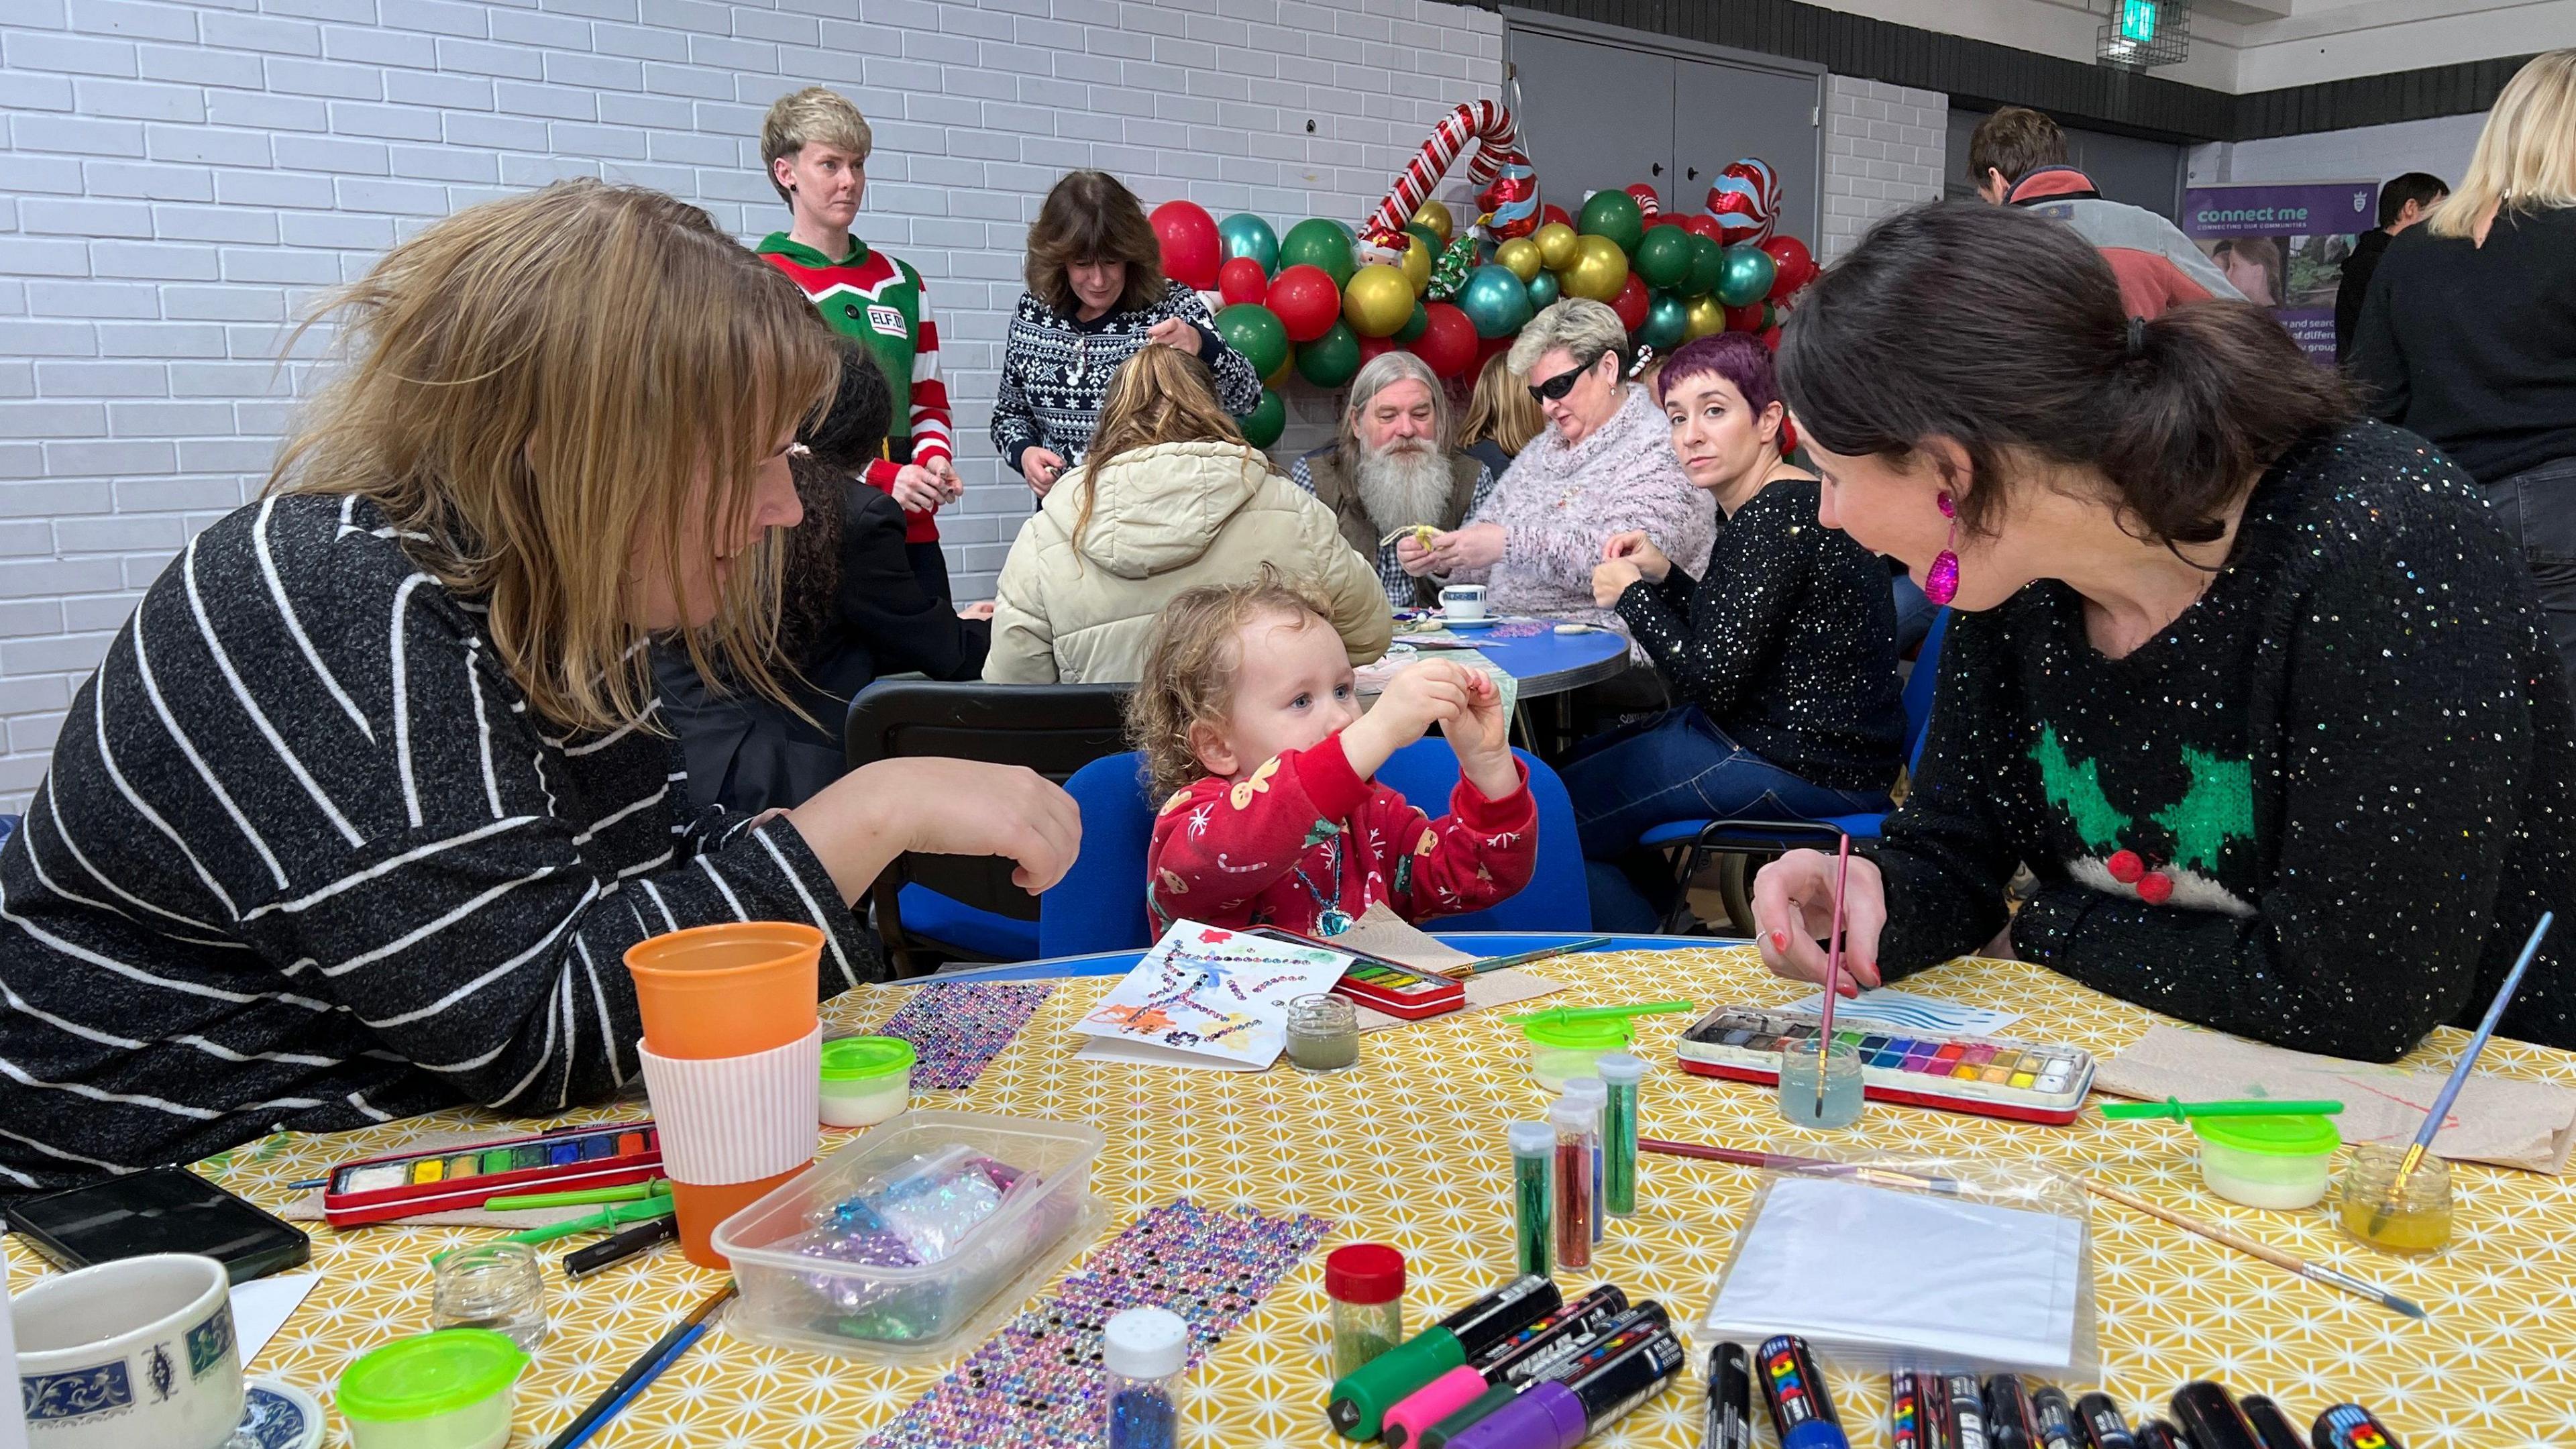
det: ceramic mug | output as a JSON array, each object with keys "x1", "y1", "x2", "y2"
[
  {"x1": 1439, "y1": 583, "x2": 1489, "y2": 621},
  {"x1": 15, "y1": 1254, "x2": 244, "y2": 1449}
]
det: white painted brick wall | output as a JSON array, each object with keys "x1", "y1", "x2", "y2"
[
  {"x1": 0, "y1": 0, "x2": 1506, "y2": 810},
  {"x1": 1820, "y1": 74, "x2": 1945, "y2": 260}
]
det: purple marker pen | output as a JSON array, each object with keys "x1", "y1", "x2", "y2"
[{"x1": 1446, "y1": 1324, "x2": 1688, "y2": 1449}]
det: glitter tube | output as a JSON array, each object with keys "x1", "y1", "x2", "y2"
[
  {"x1": 1550, "y1": 1099, "x2": 1595, "y2": 1271},
  {"x1": 1597, "y1": 1053, "x2": 1642, "y2": 1218},
  {"x1": 1509, "y1": 1122, "x2": 1552, "y2": 1280}
]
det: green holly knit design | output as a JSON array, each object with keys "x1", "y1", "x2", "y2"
[
  {"x1": 2031, "y1": 724, "x2": 2131, "y2": 854},
  {"x1": 2150, "y1": 747, "x2": 2254, "y2": 873}
]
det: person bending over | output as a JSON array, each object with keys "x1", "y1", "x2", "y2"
[
  {"x1": 1750, "y1": 200, "x2": 2575, "y2": 1061},
  {"x1": 1564, "y1": 332, "x2": 1905, "y2": 930},
  {"x1": 0, "y1": 182, "x2": 1079, "y2": 1194},
  {"x1": 1134, "y1": 576, "x2": 1536, "y2": 936}
]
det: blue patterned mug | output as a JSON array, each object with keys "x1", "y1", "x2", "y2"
[{"x1": 15, "y1": 1254, "x2": 243, "y2": 1449}]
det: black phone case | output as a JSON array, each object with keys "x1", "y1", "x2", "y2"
[{"x1": 7, "y1": 1167, "x2": 311, "y2": 1283}]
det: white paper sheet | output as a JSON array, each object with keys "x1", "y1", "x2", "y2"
[
  {"x1": 1071, "y1": 922, "x2": 1348, "y2": 1070},
  {"x1": 1701, "y1": 1175, "x2": 2084, "y2": 1372},
  {"x1": 230, "y1": 1273, "x2": 319, "y2": 1365},
  {"x1": 1778, "y1": 987, "x2": 2022, "y2": 1036}
]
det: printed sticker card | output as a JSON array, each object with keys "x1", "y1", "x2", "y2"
[{"x1": 1073, "y1": 921, "x2": 1350, "y2": 1071}]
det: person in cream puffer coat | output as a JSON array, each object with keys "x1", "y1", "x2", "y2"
[{"x1": 984, "y1": 347, "x2": 1391, "y2": 684}]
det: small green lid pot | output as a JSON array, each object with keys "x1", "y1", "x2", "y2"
[
  {"x1": 2191, "y1": 1113, "x2": 2341, "y2": 1157},
  {"x1": 338, "y1": 1328, "x2": 527, "y2": 1423},
  {"x1": 1518, "y1": 1018, "x2": 1631, "y2": 1051},
  {"x1": 820, "y1": 1036, "x2": 916, "y2": 1083}
]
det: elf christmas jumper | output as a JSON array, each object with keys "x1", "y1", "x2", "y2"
[
  {"x1": 1147, "y1": 732, "x2": 1539, "y2": 936},
  {"x1": 758, "y1": 234, "x2": 954, "y2": 590}
]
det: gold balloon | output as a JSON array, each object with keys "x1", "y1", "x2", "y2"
[
  {"x1": 1561, "y1": 233, "x2": 1630, "y2": 303},
  {"x1": 1410, "y1": 199, "x2": 1454, "y2": 244},
  {"x1": 1401, "y1": 234, "x2": 1433, "y2": 295},
  {"x1": 1266, "y1": 348, "x2": 1295, "y2": 388},
  {"x1": 1494, "y1": 236, "x2": 1542, "y2": 283},
  {"x1": 1534, "y1": 220, "x2": 1579, "y2": 272},
  {"x1": 1684, "y1": 293, "x2": 1727, "y2": 339},
  {"x1": 1342, "y1": 264, "x2": 1415, "y2": 338}
]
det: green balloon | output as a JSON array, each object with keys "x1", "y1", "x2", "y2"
[
  {"x1": 1683, "y1": 234, "x2": 1727, "y2": 298},
  {"x1": 1217, "y1": 213, "x2": 1279, "y2": 274},
  {"x1": 1405, "y1": 223, "x2": 1444, "y2": 254},
  {"x1": 1456, "y1": 263, "x2": 1534, "y2": 339},
  {"x1": 1214, "y1": 303, "x2": 1290, "y2": 380},
  {"x1": 1279, "y1": 218, "x2": 1355, "y2": 287},
  {"x1": 1241, "y1": 388, "x2": 1287, "y2": 448},
  {"x1": 1393, "y1": 300, "x2": 1430, "y2": 344},
  {"x1": 1295, "y1": 321, "x2": 1362, "y2": 388},
  {"x1": 1634, "y1": 225, "x2": 1694, "y2": 290},
  {"x1": 1576, "y1": 189, "x2": 1646, "y2": 256},
  {"x1": 1639, "y1": 290, "x2": 1690, "y2": 351},
  {"x1": 1715, "y1": 244, "x2": 1778, "y2": 307},
  {"x1": 1525, "y1": 270, "x2": 1560, "y2": 309}
]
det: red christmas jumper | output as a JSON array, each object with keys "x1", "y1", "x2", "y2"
[{"x1": 1146, "y1": 732, "x2": 1540, "y2": 936}]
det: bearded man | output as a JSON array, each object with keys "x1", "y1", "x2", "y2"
[{"x1": 1291, "y1": 351, "x2": 1495, "y2": 609}]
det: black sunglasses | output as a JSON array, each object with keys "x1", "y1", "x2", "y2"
[{"x1": 1526, "y1": 353, "x2": 1603, "y2": 404}]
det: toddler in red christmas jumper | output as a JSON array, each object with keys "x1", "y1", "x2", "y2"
[{"x1": 1132, "y1": 576, "x2": 1538, "y2": 936}]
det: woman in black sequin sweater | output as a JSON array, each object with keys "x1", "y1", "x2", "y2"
[
  {"x1": 1751, "y1": 203, "x2": 2576, "y2": 1061},
  {"x1": 1561, "y1": 333, "x2": 1905, "y2": 931}
]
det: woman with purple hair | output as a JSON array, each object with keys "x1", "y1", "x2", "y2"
[{"x1": 1562, "y1": 332, "x2": 1906, "y2": 930}]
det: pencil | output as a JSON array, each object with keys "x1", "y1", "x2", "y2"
[
  {"x1": 543, "y1": 1280, "x2": 738, "y2": 1449},
  {"x1": 2079, "y1": 1177, "x2": 2424, "y2": 1321}
]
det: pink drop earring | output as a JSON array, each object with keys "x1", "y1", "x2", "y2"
[{"x1": 1923, "y1": 492, "x2": 1961, "y2": 605}]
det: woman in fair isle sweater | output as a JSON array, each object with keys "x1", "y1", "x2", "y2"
[{"x1": 1401, "y1": 300, "x2": 1714, "y2": 647}]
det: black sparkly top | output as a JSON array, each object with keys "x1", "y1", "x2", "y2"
[
  {"x1": 1878, "y1": 423, "x2": 2576, "y2": 1061},
  {"x1": 1615, "y1": 477, "x2": 1905, "y2": 793}
]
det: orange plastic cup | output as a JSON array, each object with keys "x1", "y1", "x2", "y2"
[
  {"x1": 624, "y1": 921, "x2": 822, "y2": 1059},
  {"x1": 626, "y1": 921, "x2": 824, "y2": 1267}
]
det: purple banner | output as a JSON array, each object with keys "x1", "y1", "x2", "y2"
[{"x1": 2180, "y1": 182, "x2": 2379, "y2": 365}]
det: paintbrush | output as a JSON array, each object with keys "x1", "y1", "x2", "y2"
[
  {"x1": 1639, "y1": 1136, "x2": 1963, "y2": 1195},
  {"x1": 543, "y1": 1280, "x2": 737, "y2": 1448},
  {"x1": 2369, "y1": 909, "x2": 2552, "y2": 1236},
  {"x1": 2081, "y1": 1177, "x2": 2424, "y2": 1321},
  {"x1": 1445, "y1": 936, "x2": 1615, "y2": 979},
  {"x1": 1814, "y1": 833, "x2": 1852, "y2": 1116}
]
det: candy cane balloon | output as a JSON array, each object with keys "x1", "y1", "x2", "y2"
[
  {"x1": 1362, "y1": 100, "x2": 1539, "y2": 246},
  {"x1": 1705, "y1": 157, "x2": 1782, "y2": 246}
]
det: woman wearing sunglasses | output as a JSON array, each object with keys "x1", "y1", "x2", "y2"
[{"x1": 1398, "y1": 299, "x2": 1712, "y2": 642}]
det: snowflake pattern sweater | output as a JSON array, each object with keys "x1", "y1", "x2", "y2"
[
  {"x1": 990, "y1": 282, "x2": 1261, "y2": 476},
  {"x1": 1876, "y1": 423, "x2": 2576, "y2": 1061},
  {"x1": 757, "y1": 234, "x2": 952, "y2": 544},
  {"x1": 1146, "y1": 733, "x2": 1539, "y2": 936}
]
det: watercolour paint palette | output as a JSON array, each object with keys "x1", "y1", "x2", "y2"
[
  {"x1": 319, "y1": 1122, "x2": 663, "y2": 1227},
  {"x1": 1674, "y1": 1006, "x2": 2097, "y2": 1124}
]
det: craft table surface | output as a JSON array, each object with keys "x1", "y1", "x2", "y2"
[
  {"x1": 16, "y1": 945, "x2": 2576, "y2": 1448},
  {"x1": 1407, "y1": 619, "x2": 1632, "y2": 698}
]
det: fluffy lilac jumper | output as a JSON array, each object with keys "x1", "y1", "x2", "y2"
[{"x1": 1450, "y1": 382, "x2": 1714, "y2": 651}]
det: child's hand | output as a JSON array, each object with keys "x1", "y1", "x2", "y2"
[
  {"x1": 1444, "y1": 670, "x2": 1520, "y2": 799},
  {"x1": 1340, "y1": 660, "x2": 1472, "y2": 780}
]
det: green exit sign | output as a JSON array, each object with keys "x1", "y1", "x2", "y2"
[{"x1": 2118, "y1": 0, "x2": 2161, "y2": 43}]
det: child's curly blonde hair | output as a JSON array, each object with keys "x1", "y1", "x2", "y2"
[{"x1": 1126, "y1": 569, "x2": 1336, "y2": 801}]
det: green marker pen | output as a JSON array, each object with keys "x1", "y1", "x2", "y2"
[{"x1": 1326, "y1": 1275, "x2": 1561, "y2": 1440}]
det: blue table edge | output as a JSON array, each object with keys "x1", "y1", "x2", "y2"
[{"x1": 923, "y1": 931, "x2": 1728, "y2": 982}]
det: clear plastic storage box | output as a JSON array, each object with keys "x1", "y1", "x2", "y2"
[{"x1": 713, "y1": 1108, "x2": 1105, "y2": 1358}]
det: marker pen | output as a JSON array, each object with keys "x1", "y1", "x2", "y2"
[
  {"x1": 1917, "y1": 1373, "x2": 1953, "y2": 1449},
  {"x1": 1328, "y1": 1276, "x2": 1562, "y2": 1440},
  {"x1": 1755, "y1": 1334, "x2": 1849, "y2": 1449},
  {"x1": 2031, "y1": 1387, "x2": 2080, "y2": 1449},
  {"x1": 2238, "y1": 1397, "x2": 2302, "y2": 1449},
  {"x1": 2170, "y1": 1382, "x2": 2262, "y2": 1449},
  {"x1": 1890, "y1": 1369, "x2": 1925, "y2": 1449},
  {"x1": 2074, "y1": 1392, "x2": 2136, "y2": 1449},
  {"x1": 1986, "y1": 1375, "x2": 2040, "y2": 1449},
  {"x1": 1445, "y1": 1324, "x2": 1688, "y2": 1449},
  {"x1": 1413, "y1": 1305, "x2": 1671, "y2": 1449},
  {"x1": 2134, "y1": 1419, "x2": 2192, "y2": 1449},
  {"x1": 2310, "y1": 1403, "x2": 2402, "y2": 1449},
  {"x1": 1945, "y1": 1373, "x2": 1991, "y2": 1449},
  {"x1": 1381, "y1": 1288, "x2": 1633, "y2": 1448},
  {"x1": 1705, "y1": 1343, "x2": 1752, "y2": 1449}
]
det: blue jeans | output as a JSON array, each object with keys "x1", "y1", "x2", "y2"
[{"x1": 1559, "y1": 707, "x2": 1890, "y2": 930}]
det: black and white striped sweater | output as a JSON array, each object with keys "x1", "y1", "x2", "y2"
[{"x1": 0, "y1": 494, "x2": 875, "y2": 1193}]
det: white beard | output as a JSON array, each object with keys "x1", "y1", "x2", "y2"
[{"x1": 1353, "y1": 442, "x2": 1455, "y2": 536}]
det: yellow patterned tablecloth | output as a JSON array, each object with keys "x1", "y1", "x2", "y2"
[{"x1": 16, "y1": 947, "x2": 2576, "y2": 1448}]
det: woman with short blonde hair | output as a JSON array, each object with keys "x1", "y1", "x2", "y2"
[
  {"x1": 992, "y1": 170, "x2": 1263, "y2": 496},
  {"x1": 0, "y1": 180, "x2": 1079, "y2": 1193},
  {"x1": 2351, "y1": 48, "x2": 2576, "y2": 682}
]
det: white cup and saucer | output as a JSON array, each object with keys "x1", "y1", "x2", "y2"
[{"x1": 1437, "y1": 583, "x2": 1496, "y2": 629}]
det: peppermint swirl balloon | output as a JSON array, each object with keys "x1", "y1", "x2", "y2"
[{"x1": 1705, "y1": 156, "x2": 1781, "y2": 247}]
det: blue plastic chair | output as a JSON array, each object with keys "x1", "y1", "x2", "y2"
[
  {"x1": 1635, "y1": 608, "x2": 1950, "y2": 932},
  {"x1": 1038, "y1": 740, "x2": 1591, "y2": 957},
  {"x1": 0, "y1": 814, "x2": 17, "y2": 851}
]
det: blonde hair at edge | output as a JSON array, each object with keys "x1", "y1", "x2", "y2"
[
  {"x1": 1336, "y1": 350, "x2": 1451, "y2": 474},
  {"x1": 1507, "y1": 297, "x2": 1627, "y2": 377},
  {"x1": 1461, "y1": 349, "x2": 1544, "y2": 455},
  {"x1": 268, "y1": 179, "x2": 840, "y2": 735},
  {"x1": 760, "y1": 85, "x2": 873, "y2": 204},
  {"x1": 2428, "y1": 48, "x2": 2576, "y2": 239},
  {"x1": 1070, "y1": 344, "x2": 1279, "y2": 554},
  {"x1": 1126, "y1": 570, "x2": 1335, "y2": 802}
]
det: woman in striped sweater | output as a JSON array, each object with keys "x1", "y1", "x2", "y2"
[{"x1": 0, "y1": 181, "x2": 1080, "y2": 1194}]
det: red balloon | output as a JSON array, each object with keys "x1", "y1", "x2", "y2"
[
  {"x1": 1623, "y1": 182, "x2": 1662, "y2": 217},
  {"x1": 1679, "y1": 213, "x2": 1721, "y2": 241},
  {"x1": 1644, "y1": 212, "x2": 1689, "y2": 229},
  {"x1": 1759, "y1": 324, "x2": 1783, "y2": 352},
  {"x1": 1356, "y1": 333, "x2": 1398, "y2": 366},
  {"x1": 1265, "y1": 264, "x2": 1342, "y2": 343},
  {"x1": 1150, "y1": 199, "x2": 1220, "y2": 290},
  {"x1": 1217, "y1": 256, "x2": 1269, "y2": 307},
  {"x1": 1611, "y1": 273, "x2": 1650, "y2": 333},
  {"x1": 1723, "y1": 301, "x2": 1766, "y2": 334},
  {"x1": 1542, "y1": 203, "x2": 1573, "y2": 230},
  {"x1": 1758, "y1": 235, "x2": 1817, "y2": 297},
  {"x1": 1407, "y1": 301, "x2": 1479, "y2": 377},
  {"x1": 1477, "y1": 333, "x2": 1513, "y2": 367}
]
